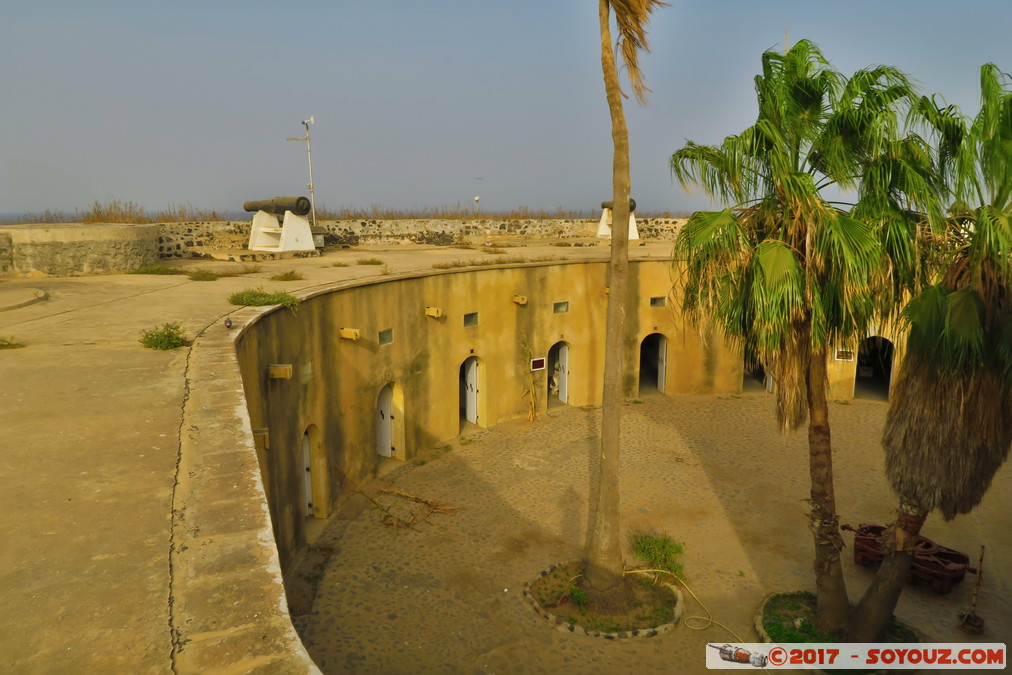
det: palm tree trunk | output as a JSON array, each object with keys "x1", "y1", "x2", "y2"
[
  {"x1": 849, "y1": 504, "x2": 926, "y2": 640},
  {"x1": 582, "y1": 0, "x2": 634, "y2": 613},
  {"x1": 806, "y1": 339, "x2": 850, "y2": 634}
]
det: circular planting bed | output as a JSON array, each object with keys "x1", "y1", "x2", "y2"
[
  {"x1": 524, "y1": 562, "x2": 684, "y2": 639},
  {"x1": 754, "y1": 591, "x2": 922, "y2": 675}
]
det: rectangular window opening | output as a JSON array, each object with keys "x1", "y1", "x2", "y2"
[
  {"x1": 378, "y1": 328, "x2": 394, "y2": 345},
  {"x1": 553, "y1": 301, "x2": 570, "y2": 314},
  {"x1": 463, "y1": 312, "x2": 479, "y2": 327},
  {"x1": 649, "y1": 296, "x2": 667, "y2": 308}
]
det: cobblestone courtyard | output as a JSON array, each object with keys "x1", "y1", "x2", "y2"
[{"x1": 301, "y1": 394, "x2": 1011, "y2": 674}]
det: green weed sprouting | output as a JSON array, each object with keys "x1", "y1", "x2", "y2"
[
  {"x1": 139, "y1": 322, "x2": 188, "y2": 350},
  {"x1": 631, "y1": 534, "x2": 685, "y2": 576},
  {"x1": 270, "y1": 270, "x2": 304, "y2": 281},
  {"x1": 0, "y1": 336, "x2": 27, "y2": 350},
  {"x1": 187, "y1": 269, "x2": 220, "y2": 281},
  {"x1": 227, "y1": 287, "x2": 300, "y2": 314}
]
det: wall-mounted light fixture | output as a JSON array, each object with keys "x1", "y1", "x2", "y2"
[
  {"x1": 267, "y1": 364, "x2": 293, "y2": 379},
  {"x1": 339, "y1": 328, "x2": 361, "y2": 340},
  {"x1": 512, "y1": 295, "x2": 528, "y2": 305},
  {"x1": 425, "y1": 306, "x2": 443, "y2": 318}
]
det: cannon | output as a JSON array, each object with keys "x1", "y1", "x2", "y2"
[
  {"x1": 597, "y1": 198, "x2": 639, "y2": 240},
  {"x1": 245, "y1": 195, "x2": 316, "y2": 253},
  {"x1": 600, "y1": 198, "x2": 636, "y2": 212},
  {"x1": 243, "y1": 196, "x2": 311, "y2": 217}
]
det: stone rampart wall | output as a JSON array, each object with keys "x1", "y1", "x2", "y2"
[
  {"x1": 157, "y1": 221, "x2": 250, "y2": 258},
  {"x1": 3, "y1": 224, "x2": 160, "y2": 278},
  {"x1": 1, "y1": 218, "x2": 688, "y2": 275},
  {"x1": 0, "y1": 231, "x2": 12, "y2": 277},
  {"x1": 156, "y1": 217, "x2": 686, "y2": 255}
]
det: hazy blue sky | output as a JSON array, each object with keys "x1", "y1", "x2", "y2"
[{"x1": 2, "y1": 1, "x2": 1010, "y2": 217}]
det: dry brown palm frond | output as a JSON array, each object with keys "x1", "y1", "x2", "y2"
[
  {"x1": 762, "y1": 323, "x2": 810, "y2": 432},
  {"x1": 884, "y1": 353, "x2": 1012, "y2": 520},
  {"x1": 608, "y1": 0, "x2": 668, "y2": 105}
]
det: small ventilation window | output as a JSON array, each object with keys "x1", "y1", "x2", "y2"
[
  {"x1": 649, "y1": 296, "x2": 667, "y2": 308},
  {"x1": 378, "y1": 329, "x2": 394, "y2": 345},
  {"x1": 553, "y1": 301, "x2": 570, "y2": 314},
  {"x1": 463, "y1": 312, "x2": 479, "y2": 327}
]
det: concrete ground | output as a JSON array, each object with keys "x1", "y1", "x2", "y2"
[
  {"x1": 0, "y1": 239, "x2": 1008, "y2": 674},
  {"x1": 0, "y1": 240, "x2": 647, "y2": 673}
]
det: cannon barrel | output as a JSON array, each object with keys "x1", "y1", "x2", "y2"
[
  {"x1": 243, "y1": 196, "x2": 311, "y2": 216},
  {"x1": 601, "y1": 198, "x2": 636, "y2": 212}
]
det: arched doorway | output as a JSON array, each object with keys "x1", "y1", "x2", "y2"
[
  {"x1": 854, "y1": 336, "x2": 894, "y2": 400},
  {"x1": 547, "y1": 341, "x2": 570, "y2": 407},
  {"x1": 459, "y1": 356, "x2": 480, "y2": 428},
  {"x1": 639, "y1": 333, "x2": 667, "y2": 394},
  {"x1": 742, "y1": 357, "x2": 773, "y2": 393}
]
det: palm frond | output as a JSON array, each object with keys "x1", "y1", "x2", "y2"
[
  {"x1": 607, "y1": 0, "x2": 668, "y2": 105},
  {"x1": 884, "y1": 353, "x2": 1012, "y2": 519}
]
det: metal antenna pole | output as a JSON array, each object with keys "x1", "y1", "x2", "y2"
[
  {"x1": 303, "y1": 118, "x2": 316, "y2": 228},
  {"x1": 287, "y1": 116, "x2": 317, "y2": 227}
]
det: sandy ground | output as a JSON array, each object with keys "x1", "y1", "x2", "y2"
[{"x1": 300, "y1": 394, "x2": 1011, "y2": 675}]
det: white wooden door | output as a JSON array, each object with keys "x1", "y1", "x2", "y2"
[
  {"x1": 464, "y1": 358, "x2": 478, "y2": 424},
  {"x1": 558, "y1": 344, "x2": 569, "y2": 404},
  {"x1": 376, "y1": 385, "x2": 393, "y2": 457}
]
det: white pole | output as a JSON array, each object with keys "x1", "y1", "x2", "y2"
[
  {"x1": 303, "y1": 118, "x2": 316, "y2": 228},
  {"x1": 287, "y1": 117, "x2": 317, "y2": 227}
]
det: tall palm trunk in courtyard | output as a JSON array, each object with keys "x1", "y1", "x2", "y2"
[
  {"x1": 851, "y1": 63, "x2": 1012, "y2": 640},
  {"x1": 583, "y1": 0, "x2": 665, "y2": 611},
  {"x1": 670, "y1": 41, "x2": 939, "y2": 633}
]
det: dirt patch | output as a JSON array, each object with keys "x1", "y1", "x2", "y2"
[{"x1": 528, "y1": 561, "x2": 679, "y2": 633}]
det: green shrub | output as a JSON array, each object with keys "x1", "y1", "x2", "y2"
[
  {"x1": 270, "y1": 270, "x2": 304, "y2": 281},
  {"x1": 187, "y1": 269, "x2": 220, "y2": 281},
  {"x1": 0, "y1": 336, "x2": 26, "y2": 350},
  {"x1": 568, "y1": 587, "x2": 588, "y2": 608},
  {"x1": 632, "y1": 534, "x2": 685, "y2": 576},
  {"x1": 139, "y1": 322, "x2": 188, "y2": 350},
  {"x1": 227, "y1": 287, "x2": 300, "y2": 314},
  {"x1": 357, "y1": 257, "x2": 384, "y2": 265}
]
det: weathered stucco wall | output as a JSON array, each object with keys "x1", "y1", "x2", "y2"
[
  {"x1": 234, "y1": 259, "x2": 742, "y2": 572},
  {"x1": 2, "y1": 223, "x2": 159, "y2": 277}
]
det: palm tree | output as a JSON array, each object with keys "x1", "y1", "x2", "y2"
[
  {"x1": 851, "y1": 63, "x2": 1012, "y2": 640},
  {"x1": 669, "y1": 40, "x2": 938, "y2": 633},
  {"x1": 582, "y1": 0, "x2": 666, "y2": 612}
]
